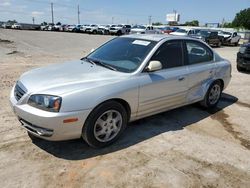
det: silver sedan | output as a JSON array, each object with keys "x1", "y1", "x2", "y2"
[{"x1": 10, "y1": 34, "x2": 231, "y2": 148}]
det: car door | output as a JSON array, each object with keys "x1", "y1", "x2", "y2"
[
  {"x1": 184, "y1": 40, "x2": 216, "y2": 102},
  {"x1": 137, "y1": 40, "x2": 189, "y2": 118}
]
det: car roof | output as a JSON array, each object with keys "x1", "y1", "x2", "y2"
[{"x1": 121, "y1": 34, "x2": 194, "y2": 42}]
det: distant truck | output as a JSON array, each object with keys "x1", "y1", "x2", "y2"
[{"x1": 218, "y1": 31, "x2": 241, "y2": 46}]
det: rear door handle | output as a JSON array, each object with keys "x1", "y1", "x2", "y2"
[{"x1": 178, "y1": 77, "x2": 185, "y2": 81}]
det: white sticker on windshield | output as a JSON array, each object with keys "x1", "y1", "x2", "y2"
[{"x1": 132, "y1": 40, "x2": 151, "y2": 46}]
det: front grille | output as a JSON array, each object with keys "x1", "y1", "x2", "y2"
[{"x1": 14, "y1": 83, "x2": 26, "y2": 101}]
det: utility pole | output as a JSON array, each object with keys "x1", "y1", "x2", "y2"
[
  {"x1": 148, "y1": 15, "x2": 152, "y2": 25},
  {"x1": 32, "y1": 17, "x2": 35, "y2": 24},
  {"x1": 51, "y1": 2, "x2": 54, "y2": 24},
  {"x1": 77, "y1": 4, "x2": 80, "y2": 24},
  {"x1": 112, "y1": 17, "x2": 114, "y2": 24}
]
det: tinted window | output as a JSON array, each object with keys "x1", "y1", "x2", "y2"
[
  {"x1": 151, "y1": 41, "x2": 183, "y2": 69},
  {"x1": 186, "y1": 41, "x2": 213, "y2": 65}
]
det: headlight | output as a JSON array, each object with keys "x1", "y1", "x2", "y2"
[
  {"x1": 239, "y1": 46, "x2": 246, "y2": 54},
  {"x1": 28, "y1": 94, "x2": 62, "y2": 112}
]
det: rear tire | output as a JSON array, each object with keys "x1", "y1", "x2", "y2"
[
  {"x1": 82, "y1": 101, "x2": 128, "y2": 148},
  {"x1": 200, "y1": 80, "x2": 222, "y2": 108}
]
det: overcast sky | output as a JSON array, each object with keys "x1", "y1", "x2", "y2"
[{"x1": 0, "y1": 0, "x2": 249, "y2": 25}]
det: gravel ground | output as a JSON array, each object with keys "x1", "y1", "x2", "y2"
[{"x1": 0, "y1": 29, "x2": 250, "y2": 188}]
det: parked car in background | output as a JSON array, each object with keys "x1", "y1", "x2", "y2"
[
  {"x1": 10, "y1": 34, "x2": 231, "y2": 148},
  {"x1": 85, "y1": 24, "x2": 99, "y2": 34},
  {"x1": 170, "y1": 28, "x2": 195, "y2": 36},
  {"x1": 191, "y1": 30, "x2": 223, "y2": 47},
  {"x1": 80, "y1": 24, "x2": 90, "y2": 33},
  {"x1": 11, "y1": 23, "x2": 22, "y2": 29},
  {"x1": 66, "y1": 25, "x2": 76, "y2": 32},
  {"x1": 109, "y1": 24, "x2": 128, "y2": 35},
  {"x1": 130, "y1": 25, "x2": 161, "y2": 34},
  {"x1": 72, "y1": 24, "x2": 82, "y2": 32},
  {"x1": 237, "y1": 43, "x2": 250, "y2": 71},
  {"x1": 160, "y1": 26, "x2": 179, "y2": 34},
  {"x1": 97, "y1": 25, "x2": 110, "y2": 35},
  {"x1": 54, "y1": 24, "x2": 62, "y2": 31},
  {"x1": 218, "y1": 31, "x2": 241, "y2": 46},
  {"x1": 2, "y1": 23, "x2": 12, "y2": 29}
]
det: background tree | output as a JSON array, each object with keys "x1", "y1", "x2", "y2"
[
  {"x1": 41, "y1": 21, "x2": 48, "y2": 26},
  {"x1": 56, "y1": 22, "x2": 61, "y2": 25},
  {"x1": 152, "y1": 22, "x2": 163, "y2": 26},
  {"x1": 7, "y1": 20, "x2": 17, "y2": 24},
  {"x1": 232, "y1": 8, "x2": 250, "y2": 29},
  {"x1": 185, "y1": 20, "x2": 199, "y2": 26}
]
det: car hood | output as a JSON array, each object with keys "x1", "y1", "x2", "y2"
[{"x1": 18, "y1": 60, "x2": 129, "y2": 95}]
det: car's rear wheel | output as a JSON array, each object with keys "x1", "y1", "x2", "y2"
[
  {"x1": 82, "y1": 101, "x2": 128, "y2": 148},
  {"x1": 200, "y1": 80, "x2": 222, "y2": 108}
]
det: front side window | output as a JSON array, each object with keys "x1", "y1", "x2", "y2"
[
  {"x1": 150, "y1": 40, "x2": 183, "y2": 69},
  {"x1": 186, "y1": 41, "x2": 213, "y2": 65},
  {"x1": 87, "y1": 37, "x2": 157, "y2": 73}
]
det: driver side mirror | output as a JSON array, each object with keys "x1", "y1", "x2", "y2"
[{"x1": 145, "y1": 61, "x2": 162, "y2": 72}]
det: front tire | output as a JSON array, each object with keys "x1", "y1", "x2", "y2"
[
  {"x1": 82, "y1": 101, "x2": 128, "y2": 148},
  {"x1": 237, "y1": 65, "x2": 244, "y2": 72},
  {"x1": 200, "y1": 81, "x2": 222, "y2": 108}
]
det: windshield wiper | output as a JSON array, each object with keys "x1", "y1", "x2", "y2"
[
  {"x1": 81, "y1": 57, "x2": 95, "y2": 65},
  {"x1": 81, "y1": 57, "x2": 117, "y2": 71}
]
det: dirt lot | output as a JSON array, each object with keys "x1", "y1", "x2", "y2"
[{"x1": 0, "y1": 29, "x2": 250, "y2": 188}]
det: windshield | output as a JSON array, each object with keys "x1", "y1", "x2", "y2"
[
  {"x1": 132, "y1": 25, "x2": 146, "y2": 29},
  {"x1": 87, "y1": 37, "x2": 157, "y2": 73},
  {"x1": 175, "y1": 29, "x2": 188, "y2": 33}
]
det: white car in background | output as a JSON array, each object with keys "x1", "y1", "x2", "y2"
[
  {"x1": 80, "y1": 24, "x2": 90, "y2": 33},
  {"x1": 11, "y1": 23, "x2": 22, "y2": 29},
  {"x1": 66, "y1": 25, "x2": 76, "y2": 32},
  {"x1": 85, "y1": 24, "x2": 99, "y2": 34},
  {"x1": 130, "y1": 25, "x2": 161, "y2": 34},
  {"x1": 170, "y1": 28, "x2": 195, "y2": 36},
  {"x1": 109, "y1": 24, "x2": 127, "y2": 35},
  {"x1": 218, "y1": 31, "x2": 241, "y2": 46}
]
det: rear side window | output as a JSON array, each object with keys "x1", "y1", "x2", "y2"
[
  {"x1": 151, "y1": 40, "x2": 183, "y2": 69},
  {"x1": 186, "y1": 41, "x2": 213, "y2": 65}
]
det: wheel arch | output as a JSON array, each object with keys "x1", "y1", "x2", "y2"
[{"x1": 87, "y1": 98, "x2": 132, "y2": 122}]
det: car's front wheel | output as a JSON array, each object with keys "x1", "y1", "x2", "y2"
[
  {"x1": 200, "y1": 80, "x2": 222, "y2": 108},
  {"x1": 237, "y1": 65, "x2": 245, "y2": 72},
  {"x1": 82, "y1": 101, "x2": 128, "y2": 148}
]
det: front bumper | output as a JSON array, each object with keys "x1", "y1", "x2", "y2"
[{"x1": 10, "y1": 88, "x2": 92, "y2": 141}]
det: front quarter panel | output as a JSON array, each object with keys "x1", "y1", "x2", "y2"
[{"x1": 60, "y1": 76, "x2": 140, "y2": 119}]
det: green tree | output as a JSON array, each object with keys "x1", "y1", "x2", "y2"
[
  {"x1": 7, "y1": 20, "x2": 17, "y2": 24},
  {"x1": 232, "y1": 8, "x2": 250, "y2": 29},
  {"x1": 185, "y1": 20, "x2": 199, "y2": 26},
  {"x1": 152, "y1": 22, "x2": 163, "y2": 26},
  {"x1": 222, "y1": 22, "x2": 233, "y2": 28}
]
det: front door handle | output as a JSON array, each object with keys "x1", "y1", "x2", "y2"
[{"x1": 178, "y1": 77, "x2": 185, "y2": 81}]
